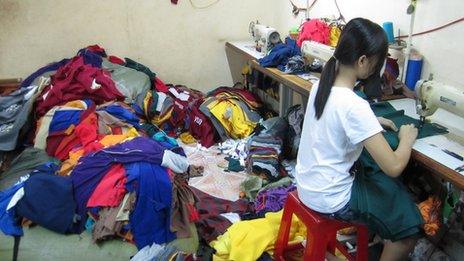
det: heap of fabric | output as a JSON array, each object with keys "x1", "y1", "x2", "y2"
[
  {"x1": 296, "y1": 19, "x2": 330, "y2": 46},
  {"x1": 200, "y1": 87, "x2": 262, "y2": 140},
  {"x1": 246, "y1": 117, "x2": 288, "y2": 181},
  {"x1": 0, "y1": 45, "x2": 216, "y2": 257},
  {"x1": 259, "y1": 37, "x2": 301, "y2": 70}
]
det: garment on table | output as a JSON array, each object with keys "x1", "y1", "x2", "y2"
[
  {"x1": 192, "y1": 187, "x2": 253, "y2": 243},
  {"x1": 254, "y1": 185, "x2": 296, "y2": 215},
  {"x1": 296, "y1": 19, "x2": 330, "y2": 46},
  {"x1": 102, "y1": 60, "x2": 150, "y2": 109},
  {"x1": 0, "y1": 86, "x2": 37, "y2": 151},
  {"x1": 171, "y1": 174, "x2": 200, "y2": 239},
  {"x1": 87, "y1": 164, "x2": 127, "y2": 208},
  {"x1": 349, "y1": 101, "x2": 447, "y2": 242},
  {"x1": 0, "y1": 147, "x2": 59, "y2": 189},
  {"x1": 211, "y1": 210, "x2": 306, "y2": 261},
  {"x1": 35, "y1": 55, "x2": 124, "y2": 117},
  {"x1": 124, "y1": 58, "x2": 157, "y2": 84},
  {"x1": 259, "y1": 37, "x2": 301, "y2": 68},
  {"x1": 0, "y1": 182, "x2": 24, "y2": 236},
  {"x1": 295, "y1": 83, "x2": 383, "y2": 214},
  {"x1": 15, "y1": 172, "x2": 76, "y2": 234},
  {"x1": 20, "y1": 58, "x2": 69, "y2": 88},
  {"x1": 279, "y1": 55, "x2": 306, "y2": 74}
]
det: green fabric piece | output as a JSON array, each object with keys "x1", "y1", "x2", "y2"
[
  {"x1": 124, "y1": 58, "x2": 156, "y2": 83},
  {"x1": 240, "y1": 176, "x2": 265, "y2": 200},
  {"x1": 140, "y1": 123, "x2": 161, "y2": 137},
  {"x1": 350, "y1": 102, "x2": 448, "y2": 241},
  {"x1": 0, "y1": 147, "x2": 60, "y2": 189},
  {"x1": 239, "y1": 176, "x2": 294, "y2": 200},
  {"x1": 226, "y1": 157, "x2": 244, "y2": 172}
]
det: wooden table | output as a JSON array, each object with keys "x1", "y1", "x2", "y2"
[{"x1": 226, "y1": 41, "x2": 464, "y2": 189}]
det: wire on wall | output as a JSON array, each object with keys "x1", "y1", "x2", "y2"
[
  {"x1": 188, "y1": 0, "x2": 220, "y2": 9},
  {"x1": 396, "y1": 17, "x2": 464, "y2": 38}
]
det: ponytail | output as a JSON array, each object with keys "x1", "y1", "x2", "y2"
[{"x1": 314, "y1": 56, "x2": 337, "y2": 119}]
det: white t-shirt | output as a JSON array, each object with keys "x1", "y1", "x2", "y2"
[{"x1": 295, "y1": 82, "x2": 383, "y2": 213}]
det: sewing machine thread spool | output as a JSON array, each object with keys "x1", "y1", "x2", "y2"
[
  {"x1": 382, "y1": 22, "x2": 395, "y2": 43},
  {"x1": 405, "y1": 51, "x2": 423, "y2": 90}
]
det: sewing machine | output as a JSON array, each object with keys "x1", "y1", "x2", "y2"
[
  {"x1": 249, "y1": 21, "x2": 281, "y2": 54},
  {"x1": 301, "y1": 40, "x2": 335, "y2": 63},
  {"x1": 415, "y1": 80, "x2": 464, "y2": 127}
]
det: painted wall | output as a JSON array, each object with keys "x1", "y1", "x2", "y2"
[
  {"x1": 275, "y1": 0, "x2": 464, "y2": 87},
  {"x1": 0, "y1": 0, "x2": 280, "y2": 92}
]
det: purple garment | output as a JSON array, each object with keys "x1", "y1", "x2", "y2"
[
  {"x1": 20, "y1": 59, "x2": 69, "y2": 88},
  {"x1": 70, "y1": 137, "x2": 167, "y2": 233},
  {"x1": 76, "y1": 48, "x2": 104, "y2": 68},
  {"x1": 254, "y1": 185, "x2": 296, "y2": 214}
]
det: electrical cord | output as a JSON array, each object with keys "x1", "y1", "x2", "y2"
[
  {"x1": 396, "y1": 17, "x2": 464, "y2": 38},
  {"x1": 188, "y1": 0, "x2": 220, "y2": 9}
]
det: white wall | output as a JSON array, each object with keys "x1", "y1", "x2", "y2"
[
  {"x1": 0, "y1": 0, "x2": 281, "y2": 92},
  {"x1": 276, "y1": 0, "x2": 464, "y2": 87}
]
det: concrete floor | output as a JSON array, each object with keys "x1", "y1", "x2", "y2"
[{"x1": 0, "y1": 226, "x2": 138, "y2": 261}]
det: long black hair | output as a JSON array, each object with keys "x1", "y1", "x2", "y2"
[{"x1": 314, "y1": 18, "x2": 388, "y2": 119}]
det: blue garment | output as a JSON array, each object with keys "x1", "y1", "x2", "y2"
[
  {"x1": 258, "y1": 37, "x2": 301, "y2": 68},
  {"x1": 126, "y1": 162, "x2": 176, "y2": 249},
  {"x1": 70, "y1": 137, "x2": 167, "y2": 233},
  {"x1": 30, "y1": 162, "x2": 60, "y2": 176},
  {"x1": 153, "y1": 131, "x2": 178, "y2": 146},
  {"x1": 102, "y1": 104, "x2": 140, "y2": 128},
  {"x1": 49, "y1": 110, "x2": 83, "y2": 132},
  {"x1": 16, "y1": 173, "x2": 76, "y2": 234},
  {"x1": 76, "y1": 48, "x2": 104, "y2": 68},
  {"x1": 20, "y1": 59, "x2": 69, "y2": 88},
  {"x1": 0, "y1": 182, "x2": 24, "y2": 236}
]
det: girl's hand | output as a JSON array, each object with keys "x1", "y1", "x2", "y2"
[{"x1": 377, "y1": 117, "x2": 398, "y2": 132}]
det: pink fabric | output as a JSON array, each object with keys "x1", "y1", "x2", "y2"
[
  {"x1": 297, "y1": 19, "x2": 330, "y2": 46},
  {"x1": 87, "y1": 164, "x2": 127, "y2": 208},
  {"x1": 36, "y1": 56, "x2": 124, "y2": 117}
]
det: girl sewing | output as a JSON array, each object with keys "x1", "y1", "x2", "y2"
[{"x1": 295, "y1": 18, "x2": 421, "y2": 260}]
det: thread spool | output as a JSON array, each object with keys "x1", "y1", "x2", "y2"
[
  {"x1": 383, "y1": 22, "x2": 395, "y2": 43},
  {"x1": 405, "y1": 51, "x2": 423, "y2": 90}
]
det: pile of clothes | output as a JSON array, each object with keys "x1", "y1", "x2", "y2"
[
  {"x1": 0, "y1": 45, "x2": 209, "y2": 257},
  {"x1": 200, "y1": 87, "x2": 262, "y2": 140}
]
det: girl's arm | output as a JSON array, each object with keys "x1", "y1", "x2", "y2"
[{"x1": 362, "y1": 124, "x2": 418, "y2": 177}]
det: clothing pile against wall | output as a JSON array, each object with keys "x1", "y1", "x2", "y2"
[{"x1": 0, "y1": 44, "x2": 309, "y2": 260}]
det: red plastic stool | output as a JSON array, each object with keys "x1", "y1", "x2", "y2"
[{"x1": 274, "y1": 191, "x2": 369, "y2": 261}]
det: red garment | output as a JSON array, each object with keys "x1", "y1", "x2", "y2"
[
  {"x1": 36, "y1": 56, "x2": 124, "y2": 117},
  {"x1": 87, "y1": 164, "x2": 127, "y2": 208},
  {"x1": 154, "y1": 77, "x2": 169, "y2": 93},
  {"x1": 297, "y1": 19, "x2": 330, "y2": 46},
  {"x1": 108, "y1": 55, "x2": 125, "y2": 65},
  {"x1": 46, "y1": 105, "x2": 97, "y2": 160},
  {"x1": 189, "y1": 99, "x2": 216, "y2": 148},
  {"x1": 85, "y1": 45, "x2": 107, "y2": 57}
]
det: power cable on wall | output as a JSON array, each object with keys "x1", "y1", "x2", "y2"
[{"x1": 396, "y1": 17, "x2": 464, "y2": 38}]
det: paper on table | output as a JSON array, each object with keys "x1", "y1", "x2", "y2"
[{"x1": 413, "y1": 139, "x2": 463, "y2": 173}]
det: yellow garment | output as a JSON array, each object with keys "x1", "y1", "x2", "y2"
[
  {"x1": 211, "y1": 211, "x2": 306, "y2": 261},
  {"x1": 179, "y1": 132, "x2": 196, "y2": 144},
  {"x1": 208, "y1": 99, "x2": 256, "y2": 139},
  {"x1": 59, "y1": 128, "x2": 139, "y2": 176},
  {"x1": 152, "y1": 107, "x2": 173, "y2": 126},
  {"x1": 143, "y1": 90, "x2": 152, "y2": 116},
  {"x1": 329, "y1": 25, "x2": 342, "y2": 47}
]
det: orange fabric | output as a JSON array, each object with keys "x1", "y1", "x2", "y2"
[
  {"x1": 59, "y1": 129, "x2": 138, "y2": 176},
  {"x1": 418, "y1": 196, "x2": 441, "y2": 236}
]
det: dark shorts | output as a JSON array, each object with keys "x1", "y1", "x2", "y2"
[{"x1": 323, "y1": 202, "x2": 358, "y2": 222}]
